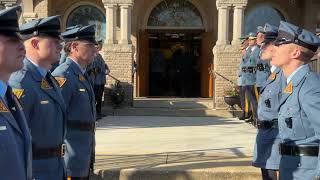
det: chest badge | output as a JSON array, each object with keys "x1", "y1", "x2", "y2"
[
  {"x1": 79, "y1": 75, "x2": 85, "y2": 81},
  {"x1": 41, "y1": 79, "x2": 52, "y2": 90},
  {"x1": 269, "y1": 73, "x2": 276, "y2": 80},
  {"x1": 0, "y1": 101, "x2": 9, "y2": 112},
  {"x1": 284, "y1": 82, "x2": 293, "y2": 94},
  {"x1": 54, "y1": 77, "x2": 67, "y2": 87}
]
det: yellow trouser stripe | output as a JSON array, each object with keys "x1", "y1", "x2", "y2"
[
  {"x1": 245, "y1": 92, "x2": 249, "y2": 117},
  {"x1": 254, "y1": 85, "x2": 260, "y2": 101}
]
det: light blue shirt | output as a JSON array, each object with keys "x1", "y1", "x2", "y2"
[
  {"x1": 270, "y1": 65, "x2": 277, "y2": 73},
  {"x1": 0, "y1": 80, "x2": 7, "y2": 98},
  {"x1": 286, "y1": 64, "x2": 307, "y2": 84},
  {"x1": 69, "y1": 58, "x2": 86, "y2": 74},
  {"x1": 28, "y1": 59, "x2": 47, "y2": 78}
]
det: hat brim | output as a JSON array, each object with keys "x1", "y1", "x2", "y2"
[{"x1": 0, "y1": 31, "x2": 22, "y2": 40}]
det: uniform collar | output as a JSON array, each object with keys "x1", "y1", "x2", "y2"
[
  {"x1": 68, "y1": 57, "x2": 86, "y2": 74},
  {"x1": 270, "y1": 65, "x2": 278, "y2": 73},
  {"x1": 27, "y1": 58, "x2": 48, "y2": 77},
  {"x1": 286, "y1": 64, "x2": 308, "y2": 85},
  {"x1": 0, "y1": 80, "x2": 7, "y2": 98}
]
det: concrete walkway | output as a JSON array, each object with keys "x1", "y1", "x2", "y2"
[{"x1": 92, "y1": 115, "x2": 261, "y2": 180}]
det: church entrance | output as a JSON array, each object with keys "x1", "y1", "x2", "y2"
[
  {"x1": 148, "y1": 32, "x2": 201, "y2": 97},
  {"x1": 136, "y1": 0, "x2": 214, "y2": 98}
]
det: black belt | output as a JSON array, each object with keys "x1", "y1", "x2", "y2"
[
  {"x1": 279, "y1": 144, "x2": 319, "y2": 156},
  {"x1": 242, "y1": 67, "x2": 256, "y2": 73},
  {"x1": 33, "y1": 144, "x2": 66, "y2": 159},
  {"x1": 67, "y1": 121, "x2": 96, "y2": 131},
  {"x1": 253, "y1": 119, "x2": 278, "y2": 129},
  {"x1": 257, "y1": 64, "x2": 266, "y2": 71}
]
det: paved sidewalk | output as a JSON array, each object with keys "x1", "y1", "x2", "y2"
[{"x1": 92, "y1": 116, "x2": 261, "y2": 180}]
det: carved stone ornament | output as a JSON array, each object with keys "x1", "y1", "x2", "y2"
[
  {"x1": 102, "y1": 0, "x2": 134, "y2": 6},
  {"x1": 216, "y1": 0, "x2": 248, "y2": 8}
]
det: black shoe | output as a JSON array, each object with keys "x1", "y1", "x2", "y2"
[
  {"x1": 238, "y1": 115, "x2": 245, "y2": 120},
  {"x1": 245, "y1": 117, "x2": 254, "y2": 123}
]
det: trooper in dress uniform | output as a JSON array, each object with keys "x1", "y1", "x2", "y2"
[
  {"x1": 252, "y1": 23, "x2": 281, "y2": 180},
  {"x1": 242, "y1": 32, "x2": 259, "y2": 122},
  {"x1": 9, "y1": 15, "x2": 66, "y2": 180},
  {"x1": 52, "y1": 25, "x2": 97, "y2": 180},
  {"x1": 272, "y1": 21, "x2": 320, "y2": 180},
  {"x1": 238, "y1": 34, "x2": 253, "y2": 120},
  {"x1": 0, "y1": 5, "x2": 32, "y2": 180},
  {"x1": 255, "y1": 26, "x2": 271, "y2": 94},
  {"x1": 87, "y1": 40, "x2": 110, "y2": 120}
]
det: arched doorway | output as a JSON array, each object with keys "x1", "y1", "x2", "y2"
[
  {"x1": 66, "y1": 5, "x2": 106, "y2": 41},
  {"x1": 137, "y1": 0, "x2": 213, "y2": 98},
  {"x1": 245, "y1": 5, "x2": 285, "y2": 34}
]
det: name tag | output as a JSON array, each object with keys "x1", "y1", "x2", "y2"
[
  {"x1": 0, "y1": 126, "x2": 7, "y2": 131},
  {"x1": 79, "y1": 89, "x2": 86, "y2": 92},
  {"x1": 40, "y1": 100, "x2": 49, "y2": 104}
]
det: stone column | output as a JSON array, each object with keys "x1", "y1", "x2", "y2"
[
  {"x1": 120, "y1": 4, "x2": 132, "y2": 44},
  {"x1": 216, "y1": 5, "x2": 230, "y2": 45},
  {"x1": 105, "y1": 4, "x2": 117, "y2": 44},
  {"x1": 232, "y1": 5, "x2": 245, "y2": 45}
]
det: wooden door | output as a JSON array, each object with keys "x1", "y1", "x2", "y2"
[
  {"x1": 137, "y1": 31, "x2": 149, "y2": 97},
  {"x1": 200, "y1": 32, "x2": 214, "y2": 98}
]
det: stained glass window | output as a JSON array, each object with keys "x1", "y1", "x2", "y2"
[
  {"x1": 67, "y1": 5, "x2": 106, "y2": 41},
  {"x1": 245, "y1": 5, "x2": 284, "y2": 35},
  {"x1": 147, "y1": 0, "x2": 203, "y2": 28}
]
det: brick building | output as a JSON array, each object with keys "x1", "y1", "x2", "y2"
[{"x1": 1, "y1": 0, "x2": 320, "y2": 108}]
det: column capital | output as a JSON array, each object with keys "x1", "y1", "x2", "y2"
[
  {"x1": 216, "y1": 0, "x2": 247, "y2": 8},
  {"x1": 104, "y1": 3, "x2": 117, "y2": 7},
  {"x1": 103, "y1": 0, "x2": 134, "y2": 6}
]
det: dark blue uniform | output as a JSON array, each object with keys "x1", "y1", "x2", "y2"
[
  {"x1": 0, "y1": 5, "x2": 32, "y2": 180},
  {"x1": 9, "y1": 16, "x2": 66, "y2": 180}
]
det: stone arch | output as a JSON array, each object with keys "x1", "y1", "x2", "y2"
[
  {"x1": 142, "y1": 0, "x2": 208, "y2": 31},
  {"x1": 62, "y1": 1, "x2": 106, "y2": 30},
  {"x1": 244, "y1": 3, "x2": 287, "y2": 34}
]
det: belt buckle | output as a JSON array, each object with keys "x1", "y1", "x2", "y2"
[{"x1": 61, "y1": 144, "x2": 66, "y2": 157}]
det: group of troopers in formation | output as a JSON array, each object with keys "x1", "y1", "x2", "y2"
[
  {"x1": 237, "y1": 14, "x2": 320, "y2": 180},
  {"x1": 0, "y1": 5, "x2": 106, "y2": 180}
]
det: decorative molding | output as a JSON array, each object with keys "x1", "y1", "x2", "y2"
[
  {"x1": 102, "y1": 0, "x2": 133, "y2": 6},
  {"x1": 216, "y1": 0, "x2": 247, "y2": 8}
]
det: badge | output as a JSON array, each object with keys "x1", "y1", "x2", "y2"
[
  {"x1": 41, "y1": 79, "x2": 52, "y2": 89},
  {"x1": 79, "y1": 75, "x2": 85, "y2": 81},
  {"x1": 12, "y1": 89, "x2": 24, "y2": 99},
  {"x1": 0, "y1": 101, "x2": 9, "y2": 112},
  {"x1": 284, "y1": 82, "x2": 293, "y2": 94},
  {"x1": 269, "y1": 73, "x2": 276, "y2": 80},
  {"x1": 54, "y1": 77, "x2": 67, "y2": 87}
]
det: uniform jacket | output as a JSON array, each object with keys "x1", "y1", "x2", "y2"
[
  {"x1": 238, "y1": 47, "x2": 251, "y2": 86},
  {"x1": 0, "y1": 89, "x2": 32, "y2": 180},
  {"x1": 52, "y1": 58, "x2": 96, "y2": 177},
  {"x1": 9, "y1": 58, "x2": 66, "y2": 180},
  {"x1": 244, "y1": 46, "x2": 258, "y2": 86},
  {"x1": 278, "y1": 64, "x2": 320, "y2": 180},
  {"x1": 87, "y1": 53, "x2": 109, "y2": 85},
  {"x1": 254, "y1": 47, "x2": 271, "y2": 88},
  {"x1": 252, "y1": 67, "x2": 282, "y2": 169}
]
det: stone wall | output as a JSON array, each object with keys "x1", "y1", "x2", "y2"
[
  {"x1": 213, "y1": 45, "x2": 242, "y2": 109},
  {"x1": 103, "y1": 44, "x2": 134, "y2": 106},
  {"x1": 34, "y1": 0, "x2": 48, "y2": 18}
]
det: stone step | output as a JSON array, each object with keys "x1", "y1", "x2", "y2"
[
  {"x1": 102, "y1": 107, "x2": 240, "y2": 118},
  {"x1": 133, "y1": 98, "x2": 214, "y2": 109}
]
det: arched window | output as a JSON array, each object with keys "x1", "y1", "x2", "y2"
[
  {"x1": 67, "y1": 5, "x2": 106, "y2": 41},
  {"x1": 147, "y1": 0, "x2": 203, "y2": 28},
  {"x1": 245, "y1": 5, "x2": 285, "y2": 35}
]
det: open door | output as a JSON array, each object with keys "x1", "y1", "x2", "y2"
[
  {"x1": 137, "y1": 31, "x2": 149, "y2": 97},
  {"x1": 200, "y1": 32, "x2": 214, "y2": 98}
]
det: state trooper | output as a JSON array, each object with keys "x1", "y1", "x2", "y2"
[
  {"x1": 241, "y1": 32, "x2": 258, "y2": 122},
  {"x1": 238, "y1": 34, "x2": 252, "y2": 120},
  {"x1": 9, "y1": 15, "x2": 66, "y2": 180},
  {"x1": 87, "y1": 40, "x2": 110, "y2": 120},
  {"x1": 0, "y1": 5, "x2": 32, "y2": 180},
  {"x1": 252, "y1": 23, "x2": 281, "y2": 180},
  {"x1": 255, "y1": 26, "x2": 271, "y2": 94},
  {"x1": 272, "y1": 21, "x2": 320, "y2": 180},
  {"x1": 52, "y1": 25, "x2": 97, "y2": 180}
]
